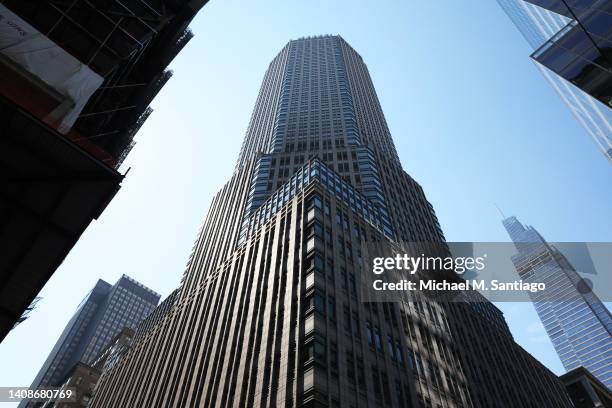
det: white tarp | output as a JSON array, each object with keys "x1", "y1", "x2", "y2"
[{"x1": 0, "y1": 4, "x2": 104, "y2": 134}]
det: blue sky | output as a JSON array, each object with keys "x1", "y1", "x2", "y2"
[{"x1": 1, "y1": 0, "x2": 611, "y2": 398}]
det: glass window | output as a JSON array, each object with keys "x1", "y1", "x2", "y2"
[
  {"x1": 310, "y1": 195, "x2": 322, "y2": 209},
  {"x1": 374, "y1": 327, "x2": 382, "y2": 352}
]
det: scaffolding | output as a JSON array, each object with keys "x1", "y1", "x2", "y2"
[{"x1": 2, "y1": 0, "x2": 204, "y2": 168}]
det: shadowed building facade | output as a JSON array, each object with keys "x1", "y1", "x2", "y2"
[
  {"x1": 0, "y1": 0, "x2": 209, "y2": 341},
  {"x1": 90, "y1": 36, "x2": 573, "y2": 408}
]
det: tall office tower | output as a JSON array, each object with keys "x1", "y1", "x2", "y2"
[
  {"x1": 21, "y1": 275, "x2": 160, "y2": 408},
  {"x1": 503, "y1": 216, "x2": 612, "y2": 389},
  {"x1": 0, "y1": 0, "x2": 208, "y2": 341},
  {"x1": 496, "y1": 0, "x2": 612, "y2": 162},
  {"x1": 40, "y1": 328, "x2": 135, "y2": 408},
  {"x1": 91, "y1": 36, "x2": 573, "y2": 408}
]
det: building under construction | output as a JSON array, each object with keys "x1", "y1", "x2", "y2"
[{"x1": 0, "y1": 0, "x2": 208, "y2": 341}]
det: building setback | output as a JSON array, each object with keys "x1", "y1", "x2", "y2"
[
  {"x1": 503, "y1": 216, "x2": 612, "y2": 390},
  {"x1": 20, "y1": 275, "x2": 160, "y2": 408},
  {"x1": 0, "y1": 0, "x2": 208, "y2": 341},
  {"x1": 90, "y1": 36, "x2": 573, "y2": 408},
  {"x1": 496, "y1": 0, "x2": 612, "y2": 162}
]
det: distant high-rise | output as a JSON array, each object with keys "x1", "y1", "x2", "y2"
[
  {"x1": 503, "y1": 216, "x2": 612, "y2": 389},
  {"x1": 496, "y1": 0, "x2": 612, "y2": 162},
  {"x1": 40, "y1": 327, "x2": 135, "y2": 408},
  {"x1": 20, "y1": 275, "x2": 160, "y2": 408},
  {"x1": 91, "y1": 36, "x2": 572, "y2": 408},
  {"x1": 0, "y1": 0, "x2": 208, "y2": 341}
]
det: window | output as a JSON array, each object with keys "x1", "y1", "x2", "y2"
[
  {"x1": 308, "y1": 221, "x2": 323, "y2": 239},
  {"x1": 307, "y1": 254, "x2": 325, "y2": 274},
  {"x1": 340, "y1": 267, "x2": 348, "y2": 290},
  {"x1": 407, "y1": 348, "x2": 416, "y2": 371},
  {"x1": 349, "y1": 273, "x2": 356, "y2": 295},
  {"x1": 372, "y1": 368, "x2": 382, "y2": 398},
  {"x1": 343, "y1": 304, "x2": 351, "y2": 332},
  {"x1": 366, "y1": 321, "x2": 373, "y2": 346},
  {"x1": 395, "y1": 342, "x2": 403, "y2": 365},
  {"x1": 304, "y1": 367, "x2": 314, "y2": 391},
  {"x1": 310, "y1": 195, "x2": 322, "y2": 209},
  {"x1": 324, "y1": 200, "x2": 331, "y2": 217},
  {"x1": 351, "y1": 312, "x2": 360, "y2": 337},
  {"x1": 330, "y1": 341, "x2": 339, "y2": 377},
  {"x1": 328, "y1": 298, "x2": 336, "y2": 321},
  {"x1": 306, "y1": 272, "x2": 315, "y2": 289},
  {"x1": 357, "y1": 359, "x2": 365, "y2": 386},
  {"x1": 304, "y1": 338, "x2": 326, "y2": 363},
  {"x1": 346, "y1": 352, "x2": 356, "y2": 383},
  {"x1": 326, "y1": 258, "x2": 334, "y2": 279},
  {"x1": 395, "y1": 380, "x2": 404, "y2": 406},
  {"x1": 325, "y1": 228, "x2": 332, "y2": 247},
  {"x1": 388, "y1": 335, "x2": 395, "y2": 360},
  {"x1": 374, "y1": 327, "x2": 382, "y2": 352},
  {"x1": 305, "y1": 291, "x2": 325, "y2": 315}
]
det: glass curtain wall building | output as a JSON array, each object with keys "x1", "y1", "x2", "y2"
[
  {"x1": 497, "y1": 0, "x2": 612, "y2": 162},
  {"x1": 89, "y1": 36, "x2": 573, "y2": 408},
  {"x1": 525, "y1": 1, "x2": 612, "y2": 107},
  {"x1": 20, "y1": 275, "x2": 160, "y2": 408},
  {"x1": 503, "y1": 216, "x2": 612, "y2": 389}
]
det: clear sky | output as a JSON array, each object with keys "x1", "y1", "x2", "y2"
[{"x1": 1, "y1": 0, "x2": 611, "y2": 400}]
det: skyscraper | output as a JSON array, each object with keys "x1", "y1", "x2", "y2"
[
  {"x1": 0, "y1": 0, "x2": 208, "y2": 341},
  {"x1": 496, "y1": 0, "x2": 612, "y2": 162},
  {"x1": 21, "y1": 275, "x2": 160, "y2": 407},
  {"x1": 39, "y1": 328, "x2": 136, "y2": 408},
  {"x1": 90, "y1": 36, "x2": 573, "y2": 408},
  {"x1": 503, "y1": 216, "x2": 612, "y2": 389}
]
